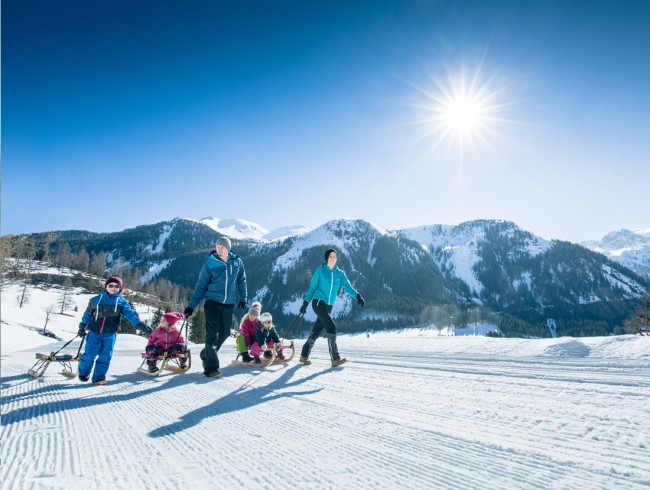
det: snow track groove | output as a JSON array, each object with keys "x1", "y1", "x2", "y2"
[{"x1": 2, "y1": 338, "x2": 649, "y2": 489}]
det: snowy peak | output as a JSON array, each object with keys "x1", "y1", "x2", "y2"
[
  {"x1": 262, "y1": 225, "x2": 310, "y2": 241},
  {"x1": 270, "y1": 218, "x2": 390, "y2": 274},
  {"x1": 397, "y1": 219, "x2": 551, "y2": 254},
  {"x1": 396, "y1": 220, "x2": 553, "y2": 295},
  {"x1": 582, "y1": 228, "x2": 650, "y2": 277},
  {"x1": 195, "y1": 217, "x2": 269, "y2": 240},
  {"x1": 191, "y1": 217, "x2": 310, "y2": 242}
]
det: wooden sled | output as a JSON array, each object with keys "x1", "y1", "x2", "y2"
[
  {"x1": 231, "y1": 341, "x2": 295, "y2": 367},
  {"x1": 28, "y1": 352, "x2": 81, "y2": 378},
  {"x1": 137, "y1": 349, "x2": 192, "y2": 377},
  {"x1": 27, "y1": 335, "x2": 85, "y2": 378}
]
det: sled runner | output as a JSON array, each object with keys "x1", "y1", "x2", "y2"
[
  {"x1": 27, "y1": 334, "x2": 86, "y2": 378},
  {"x1": 231, "y1": 341, "x2": 296, "y2": 367},
  {"x1": 137, "y1": 318, "x2": 192, "y2": 377},
  {"x1": 231, "y1": 313, "x2": 301, "y2": 367},
  {"x1": 137, "y1": 350, "x2": 192, "y2": 376}
]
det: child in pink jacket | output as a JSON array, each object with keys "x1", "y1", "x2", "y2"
[
  {"x1": 145, "y1": 312, "x2": 187, "y2": 373},
  {"x1": 237, "y1": 302, "x2": 262, "y2": 362}
]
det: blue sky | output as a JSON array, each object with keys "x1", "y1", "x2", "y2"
[{"x1": 3, "y1": 0, "x2": 649, "y2": 242}]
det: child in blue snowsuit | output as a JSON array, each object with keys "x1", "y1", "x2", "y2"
[{"x1": 77, "y1": 276, "x2": 151, "y2": 385}]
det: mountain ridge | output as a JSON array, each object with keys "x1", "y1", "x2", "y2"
[{"x1": 4, "y1": 217, "x2": 647, "y2": 337}]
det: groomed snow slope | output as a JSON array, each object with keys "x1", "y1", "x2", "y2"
[{"x1": 2, "y1": 328, "x2": 650, "y2": 489}]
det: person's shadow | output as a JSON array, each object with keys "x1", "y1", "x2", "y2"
[
  {"x1": 1, "y1": 370, "x2": 201, "y2": 425},
  {"x1": 148, "y1": 364, "x2": 327, "y2": 438}
]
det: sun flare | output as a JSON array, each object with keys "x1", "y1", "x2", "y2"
[{"x1": 411, "y1": 63, "x2": 513, "y2": 158}]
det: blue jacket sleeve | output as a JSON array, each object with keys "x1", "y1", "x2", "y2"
[
  {"x1": 120, "y1": 297, "x2": 142, "y2": 326},
  {"x1": 236, "y1": 260, "x2": 248, "y2": 303},
  {"x1": 188, "y1": 264, "x2": 210, "y2": 309},
  {"x1": 304, "y1": 269, "x2": 321, "y2": 302},
  {"x1": 339, "y1": 270, "x2": 358, "y2": 299}
]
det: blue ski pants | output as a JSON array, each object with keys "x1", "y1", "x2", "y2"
[{"x1": 79, "y1": 331, "x2": 117, "y2": 383}]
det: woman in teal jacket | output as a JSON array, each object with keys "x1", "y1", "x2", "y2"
[{"x1": 299, "y1": 248, "x2": 365, "y2": 367}]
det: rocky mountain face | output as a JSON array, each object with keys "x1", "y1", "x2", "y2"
[{"x1": 8, "y1": 218, "x2": 648, "y2": 337}]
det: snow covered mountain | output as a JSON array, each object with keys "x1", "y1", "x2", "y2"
[
  {"x1": 4, "y1": 218, "x2": 648, "y2": 337},
  {"x1": 396, "y1": 220, "x2": 553, "y2": 297},
  {"x1": 582, "y1": 228, "x2": 650, "y2": 277},
  {"x1": 194, "y1": 217, "x2": 309, "y2": 241}
]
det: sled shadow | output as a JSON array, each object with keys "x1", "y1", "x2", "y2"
[{"x1": 148, "y1": 365, "x2": 327, "y2": 438}]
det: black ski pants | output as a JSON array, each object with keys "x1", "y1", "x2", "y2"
[
  {"x1": 202, "y1": 300, "x2": 233, "y2": 371},
  {"x1": 300, "y1": 299, "x2": 341, "y2": 361}
]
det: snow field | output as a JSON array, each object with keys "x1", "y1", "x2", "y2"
[{"x1": 2, "y1": 332, "x2": 650, "y2": 489}]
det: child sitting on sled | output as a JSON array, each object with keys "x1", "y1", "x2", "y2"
[
  {"x1": 250, "y1": 312, "x2": 284, "y2": 363},
  {"x1": 236, "y1": 301, "x2": 262, "y2": 362},
  {"x1": 145, "y1": 312, "x2": 187, "y2": 373}
]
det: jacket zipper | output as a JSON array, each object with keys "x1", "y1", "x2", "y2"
[
  {"x1": 223, "y1": 261, "x2": 229, "y2": 303},
  {"x1": 328, "y1": 268, "x2": 334, "y2": 304}
]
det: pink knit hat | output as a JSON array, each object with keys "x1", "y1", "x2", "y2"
[{"x1": 163, "y1": 312, "x2": 185, "y2": 326}]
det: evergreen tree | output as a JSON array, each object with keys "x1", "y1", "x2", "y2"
[
  {"x1": 624, "y1": 296, "x2": 650, "y2": 335},
  {"x1": 151, "y1": 307, "x2": 164, "y2": 329},
  {"x1": 188, "y1": 308, "x2": 206, "y2": 344}
]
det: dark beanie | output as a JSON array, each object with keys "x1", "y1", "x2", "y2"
[
  {"x1": 105, "y1": 276, "x2": 123, "y2": 290},
  {"x1": 324, "y1": 248, "x2": 337, "y2": 261}
]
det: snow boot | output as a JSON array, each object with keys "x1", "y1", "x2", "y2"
[
  {"x1": 263, "y1": 351, "x2": 273, "y2": 359},
  {"x1": 331, "y1": 358, "x2": 347, "y2": 367},
  {"x1": 241, "y1": 352, "x2": 253, "y2": 363},
  {"x1": 299, "y1": 356, "x2": 311, "y2": 366},
  {"x1": 253, "y1": 355, "x2": 262, "y2": 364},
  {"x1": 204, "y1": 369, "x2": 221, "y2": 378},
  {"x1": 93, "y1": 380, "x2": 107, "y2": 385},
  {"x1": 148, "y1": 364, "x2": 159, "y2": 373},
  {"x1": 79, "y1": 374, "x2": 90, "y2": 382},
  {"x1": 276, "y1": 350, "x2": 285, "y2": 360}
]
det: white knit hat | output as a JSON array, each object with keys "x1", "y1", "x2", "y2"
[{"x1": 259, "y1": 312, "x2": 273, "y2": 326}]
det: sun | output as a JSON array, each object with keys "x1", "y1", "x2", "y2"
[
  {"x1": 410, "y1": 63, "x2": 512, "y2": 158},
  {"x1": 440, "y1": 94, "x2": 488, "y2": 133}
]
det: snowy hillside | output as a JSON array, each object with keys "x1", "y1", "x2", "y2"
[
  {"x1": 397, "y1": 220, "x2": 552, "y2": 295},
  {"x1": 582, "y1": 228, "x2": 650, "y2": 277},
  {"x1": 2, "y1": 278, "x2": 650, "y2": 489}
]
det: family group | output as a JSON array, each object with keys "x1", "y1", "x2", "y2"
[{"x1": 76, "y1": 236, "x2": 364, "y2": 384}]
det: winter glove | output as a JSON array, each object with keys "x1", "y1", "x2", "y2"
[
  {"x1": 77, "y1": 324, "x2": 87, "y2": 337},
  {"x1": 237, "y1": 301, "x2": 247, "y2": 311},
  {"x1": 300, "y1": 300, "x2": 309, "y2": 315},
  {"x1": 356, "y1": 294, "x2": 365, "y2": 307},
  {"x1": 184, "y1": 306, "x2": 194, "y2": 317},
  {"x1": 136, "y1": 322, "x2": 152, "y2": 335}
]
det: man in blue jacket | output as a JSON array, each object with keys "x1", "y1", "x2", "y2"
[
  {"x1": 185, "y1": 236, "x2": 247, "y2": 378},
  {"x1": 299, "y1": 248, "x2": 365, "y2": 367}
]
